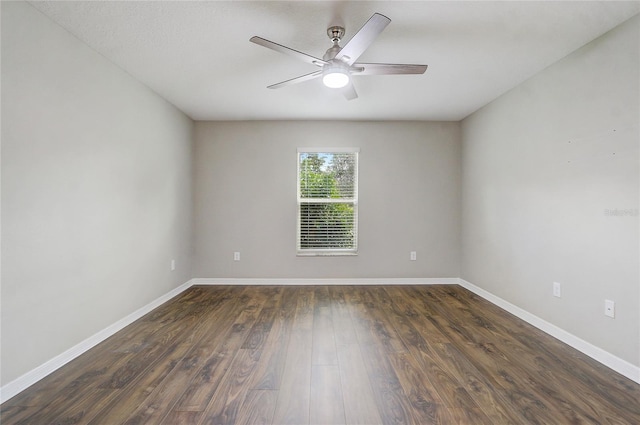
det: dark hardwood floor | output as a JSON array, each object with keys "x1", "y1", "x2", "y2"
[{"x1": 2, "y1": 285, "x2": 639, "y2": 424}]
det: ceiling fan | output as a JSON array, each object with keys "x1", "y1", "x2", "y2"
[{"x1": 250, "y1": 13, "x2": 428, "y2": 100}]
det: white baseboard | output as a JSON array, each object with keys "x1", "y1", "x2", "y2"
[
  {"x1": 191, "y1": 277, "x2": 459, "y2": 286},
  {"x1": 0, "y1": 280, "x2": 194, "y2": 404},
  {"x1": 458, "y1": 278, "x2": 640, "y2": 384}
]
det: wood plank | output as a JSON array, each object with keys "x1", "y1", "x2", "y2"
[
  {"x1": 359, "y1": 343, "x2": 417, "y2": 425},
  {"x1": 383, "y1": 286, "x2": 517, "y2": 423},
  {"x1": 89, "y1": 286, "x2": 249, "y2": 424},
  {"x1": 388, "y1": 351, "x2": 450, "y2": 424},
  {"x1": 271, "y1": 287, "x2": 314, "y2": 424},
  {"x1": 198, "y1": 348, "x2": 263, "y2": 425},
  {"x1": 9, "y1": 306, "x2": 196, "y2": 425},
  {"x1": 235, "y1": 390, "x2": 278, "y2": 425},
  {"x1": 337, "y1": 343, "x2": 383, "y2": 425},
  {"x1": 310, "y1": 365, "x2": 346, "y2": 425},
  {"x1": 3, "y1": 287, "x2": 231, "y2": 412},
  {"x1": 426, "y1": 285, "x2": 639, "y2": 423},
  {"x1": 241, "y1": 287, "x2": 283, "y2": 350},
  {"x1": 342, "y1": 288, "x2": 415, "y2": 423},
  {"x1": 292, "y1": 286, "x2": 314, "y2": 332},
  {"x1": 328, "y1": 286, "x2": 357, "y2": 346},
  {"x1": 171, "y1": 288, "x2": 270, "y2": 414},
  {"x1": 3, "y1": 285, "x2": 639, "y2": 425},
  {"x1": 311, "y1": 304, "x2": 337, "y2": 365},
  {"x1": 342, "y1": 286, "x2": 381, "y2": 346},
  {"x1": 160, "y1": 410, "x2": 201, "y2": 425},
  {"x1": 416, "y1": 294, "x2": 562, "y2": 423},
  {"x1": 246, "y1": 306, "x2": 294, "y2": 390},
  {"x1": 271, "y1": 330, "x2": 312, "y2": 425},
  {"x1": 312, "y1": 287, "x2": 338, "y2": 365},
  {"x1": 0, "y1": 405, "x2": 40, "y2": 424},
  {"x1": 359, "y1": 286, "x2": 407, "y2": 353}
]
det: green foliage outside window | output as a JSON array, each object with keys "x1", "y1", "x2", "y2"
[{"x1": 299, "y1": 152, "x2": 357, "y2": 250}]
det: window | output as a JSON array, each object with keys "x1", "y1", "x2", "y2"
[{"x1": 297, "y1": 148, "x2": 359, "y2": 256}]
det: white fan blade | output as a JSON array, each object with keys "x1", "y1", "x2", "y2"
[
  {"x1": 352, "y1": 63, "x2": 428, "y2": 75},
  {"x1": 335, "y1": 13, "x2": 391, "y2": 65},
  {"x1": 341, "y1": 82, "x2": 358, "y2": 100},
  {"x1": 267, "y1": 70, "x2": 323, "y2": 89},
  {"x1": 250, "y1": 36, "x2": 328, "y2": 67}
]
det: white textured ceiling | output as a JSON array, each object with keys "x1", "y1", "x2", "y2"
[{"x1": 29, "y1": 1, "x2": 639, "y2": 121}]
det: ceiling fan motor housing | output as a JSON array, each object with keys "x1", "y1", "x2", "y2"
[
  {"x1": 327, "y1": 26, "x2": 345, "y2": 43},
  {"x1": 324, "y1": 26, "x2": 345, "y2": 60}
]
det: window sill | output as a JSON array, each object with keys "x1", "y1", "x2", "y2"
[{"x1": 297, "y1": 250, "x2": 358, "y2": 257}]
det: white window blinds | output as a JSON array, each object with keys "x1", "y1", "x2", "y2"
[{"x1": 297, "y1": 148, "x2": 359, "y2": 255}]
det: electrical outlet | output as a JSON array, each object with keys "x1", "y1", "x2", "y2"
[
  {"x1": 410, "y1": 251, "x2": 417, "y2": 261},
  {"x1": 553, "y1": 282, "x2": 561, "y2": 298},
  {"x1": 604, "y1": 300, "x2": 615, "y2": 318},
  {"x1": 170, "y1": 259, "x2": 175, "y2": 271},
  {"x1": 234, "y1": 252, "x2": 240, "y2": 261}
]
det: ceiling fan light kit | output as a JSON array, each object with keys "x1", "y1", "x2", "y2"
[
  {"x1": 250, "y1": 13, "x2": 428, "y2": 100},
  {"x1": 322, "y1": 63, "x2": 350, "y2": 88}
]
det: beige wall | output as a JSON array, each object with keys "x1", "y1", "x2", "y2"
[
  {"x1": 193, "y1": 121, "x2": 461, "y2": 279},
  {"x1": 1, "y1": 1, "x2": 194, "y2": 385},
  {"x1": 461, "y1": 15, "x2": 639, "y2": 366}
]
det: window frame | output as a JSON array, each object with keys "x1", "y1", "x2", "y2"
[{"x1": 296, "y1": 147, "x2": 359, "y2": 256}]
